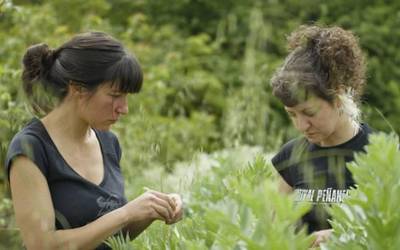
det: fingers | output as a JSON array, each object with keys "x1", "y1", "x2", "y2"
[
  {"x1": 168, "y1": 193, "x2": 183, "y2": 223},
  {"x1": 144, "y1": 187, "x2": 176, "y2": 210},
  {"x1": 311, "y1": 238, "x2": 321, "y2": 248},
  {"x1": 311, "y1": 233, "x2": 323, "y2": 248},
  {"x1": 148, "y1": 194, "x2": 175, "y2": 223},
  {"x1": 310, "y1": 229, "x2": 332, "y2": 248},
  {"x1": 150, "y1": 190, "x2": 177, "y2": 211},
  {"x1": 142, "y1": 188, "x2": 183, "y2": 224},
  {"x1": 150, "y1": 202, "x2": 173, "y2": 223}
]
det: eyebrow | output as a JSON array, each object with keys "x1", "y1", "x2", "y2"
[
  {"x1": 302, "y1": 107, "x2": 316, "y2": 112},
  {"x1": 285, "y1": 107, "x2": 316, "y2": 113},
  {"x1": 109, "y1": 89, "x2": 123, "y2": 93},
  {"x1": 284, "y1": 109, "x2": 296, "y2": 116}
]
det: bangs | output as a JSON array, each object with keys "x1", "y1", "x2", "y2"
[
  {"x1": 271, "y1": 71, "x2": 329, "y2": 107},
  {"x1": 107, "y1": 54, "x2": 143, "y2": 93},
  {"x1": 272, "y1": 80, "x2": 310, "y2": 107}
]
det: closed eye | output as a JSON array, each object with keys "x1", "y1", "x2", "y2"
[
  {"x1": 287, "y1": 111, "x2": 296, "y2": 117},
  {"x1": 109, "y1": 93, "x2": 122, "y2": 98},
  {"x1": 303, "y1": 110, "x2": 317, "y2": 117}
]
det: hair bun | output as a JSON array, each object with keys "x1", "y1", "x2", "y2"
[
  {"x1": 287, "y1": 25, "x2": 366, "y2": 99},
  {"x1": 22, "y1": 43, "x2": 55, "y2": 84}
]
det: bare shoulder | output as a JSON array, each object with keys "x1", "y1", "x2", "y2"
[{"x1": 9, "y1": 156, "x2": 55, "y2": 248}]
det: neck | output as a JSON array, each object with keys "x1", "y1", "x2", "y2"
[
  {"x1": 41, "y1": 100, "x2": 92, "y2": 143},
  {"x1": 319, "y1": 117, "x2": 359, "y2": 147}
]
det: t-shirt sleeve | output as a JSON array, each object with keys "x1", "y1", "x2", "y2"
[
  {"x1": 5, "y1": 133, "x2": 48, "y2": 182},
  {"x1": 271, "y1": 145, "x2": 294, "y2": 187}
]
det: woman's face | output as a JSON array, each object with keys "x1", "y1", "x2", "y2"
[
  {"x1": 77, "y1": 82, "x2": 129, "y2": 130},
  {"x1": 284, "y1": 96, "x2": 341, "y2": 145}
]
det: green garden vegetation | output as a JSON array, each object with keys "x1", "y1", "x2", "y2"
[
  {"x1": 107, "y1": 133, "x2": 400, "y2": 249},
  {"x1": 1, "y1": 0, "x2": 400, "y2": 249}
]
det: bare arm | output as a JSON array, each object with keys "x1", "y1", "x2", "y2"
[
  {"x1": 278, "y1": 176, "x2": 293, "y2": 194},
  {"x1": 10, "y1": 156, "x2": 180, "y2": 250},
  {"x1": 276, "y1": 173, "x2": 333, "y2": 247},
  {"x1": 122, "y1": 218, "x2": 153, "y2": 240}
]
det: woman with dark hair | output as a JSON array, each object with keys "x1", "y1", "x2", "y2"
[
  {"x1": 270, "y1": 25, "x2": 372, "y2": 247},
  {"x1": 5, "y1": 32, "x2": 183, "y2": 249}
]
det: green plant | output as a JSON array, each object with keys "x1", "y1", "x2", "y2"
[
  {"x1": 326, "y1": 133, "x2": 400, "y2": 250},
  {"x1": 106, "y1": 148, "x2": 313, "y2": 250}
]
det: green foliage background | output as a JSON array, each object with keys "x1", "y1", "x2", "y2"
[{"x1": 1, "y1": 0, "x2": 399, "y2": 249}]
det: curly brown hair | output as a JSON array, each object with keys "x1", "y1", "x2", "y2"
[{"x1": 271, "y1": 25, "x2": 366, "y2": 107}]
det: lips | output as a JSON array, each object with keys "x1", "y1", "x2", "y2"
[{"x1": 305, "y1": 132, "x2": 317, "y2": 137}]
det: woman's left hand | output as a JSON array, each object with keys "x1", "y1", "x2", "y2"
[
  {"x1": 166, "y1": 193, "x2": 183, "y2": 224},
  {"x1": 311, "y1": 229, "x2": 333, "y2": 248}
]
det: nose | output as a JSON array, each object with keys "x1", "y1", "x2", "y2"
[
  {"x1": 115, "y1": 96, "x2": 129, "y2": 115},
  {"x1": 294, "y1": 115, "x2": 310, "y2": 133}
]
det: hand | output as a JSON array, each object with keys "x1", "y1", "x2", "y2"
[
  {"x1": 310, "y1": 229, "x2": 333, "y2": 248},
  {"x1": 166, "y1": 193, "x2": 183, "y2": 224},
  {"x1": 123, "y1": 190, "x2": 177, "y2": 224}
]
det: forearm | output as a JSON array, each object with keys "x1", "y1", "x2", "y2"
[
  {"x1": 122, "y1": 218, "x2": 154, "y2": 240},
  {"x1": 34, "y1": 207, "x2": 129, "y2": 250},
  {"x1": 278, "y1": 177, "x2": 293, "y2": 194}
]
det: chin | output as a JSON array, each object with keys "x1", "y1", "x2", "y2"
[
  {"x1": 306, "y1": 136, "x2": 320, "y2": 144},
  {"x1": 97, "y1": 127, "x2": 111, "y2": 131},
  {"x1": 91, "y1": 123, "x2": 112, "y2": 131}
]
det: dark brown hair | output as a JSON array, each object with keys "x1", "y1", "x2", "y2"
[
  {"x1": 22, "y1": 31, "x2": 143, "y2": 112},
  {"x1": 270, "y1": 25, "x2": 366, "y2": 107}
]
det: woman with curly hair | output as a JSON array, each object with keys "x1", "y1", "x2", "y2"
[{"x1": 270, "y1": 25, "x2": 372, "y2": 247}]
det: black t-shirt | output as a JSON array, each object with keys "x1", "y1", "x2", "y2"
[
  {"x1": 271, "y1": 123, "x2": 372, "y2": 233},
  {"x1": 5, "y1": 118, "x2": 127, "y2": 249}
]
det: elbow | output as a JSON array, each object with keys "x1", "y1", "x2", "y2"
[
  {"x1": 23, "y1": 231, "x2": 77, "y2": 250},
  {"x1": 23, "y1": 234, "x2": 56, "y2": 250}
]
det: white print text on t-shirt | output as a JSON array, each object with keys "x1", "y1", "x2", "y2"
[{"x1": 294, "y1": 188, "x2": 350, "y2": 204}]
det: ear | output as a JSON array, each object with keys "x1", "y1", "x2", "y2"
[
  {"x1": 334, "y1": 85, "x2": 346, "y2": 109},
  {"x1": 334, "y1": 100, "x2": 342, "y2": 115},
  {"x1": 68, "y1": 81, "x2": 85, "y2": 96}
]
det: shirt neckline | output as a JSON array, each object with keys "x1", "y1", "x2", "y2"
[
  {"x1": 309, "y1": 123, "x2": 368, "y2": 150},
  {"x1": 32, "y1": 117, "x2": 108, "y2": 187}
]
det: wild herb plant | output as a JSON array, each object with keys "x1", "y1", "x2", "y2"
[
  {"x1": 107, "y1": 150, "x2": 313, "y2": 250},
  {"x1": 326, "y1": 133, "x2": 400, "y2": 250}
]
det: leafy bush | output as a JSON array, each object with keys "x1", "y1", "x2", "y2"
[
  {"x1": 326, "y1": 133, "x2": 400, "y2": 250},
  {"x1": 107, "y1": 133, "x2": 400, "y2": 250},
  {"x1": 106, "y1": 147, "x2": 313, "y2": 249}
]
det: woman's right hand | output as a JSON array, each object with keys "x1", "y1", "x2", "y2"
[
  {"x1": 122, "y1": 190, "x2": 178, "y2": 225},
  {"x1": 310, "y1": 229, "x2": 333, "y2": 248}
]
